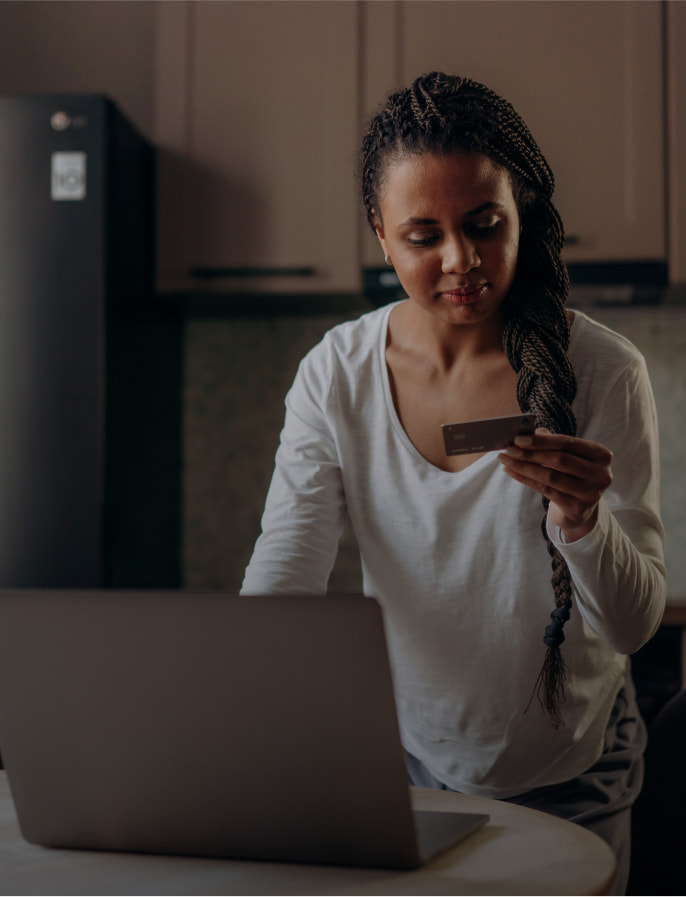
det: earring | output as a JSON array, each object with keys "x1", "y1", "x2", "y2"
[{"x1": 384, "y1": 255, "x2": 393, "y2": 266}]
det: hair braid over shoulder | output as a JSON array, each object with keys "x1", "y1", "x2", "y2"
[{"x1": 361, "y1": 73, "x2": 578, "y2": 727}]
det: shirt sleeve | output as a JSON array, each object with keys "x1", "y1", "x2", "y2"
[
  {"x1": 241, "y1": 345, "x2": 347, "y2": 595},
  {"x1": 547, "y1": 354, "x2": 666, "y2": 654}
]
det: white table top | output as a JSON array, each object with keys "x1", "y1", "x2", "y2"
[{"x1": 0, "y1": 771, "x2": 615, "y2": 895}]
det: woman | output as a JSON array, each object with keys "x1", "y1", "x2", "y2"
[{"x1": 242, "y1": 73, "x2": 665, "y2": 892}]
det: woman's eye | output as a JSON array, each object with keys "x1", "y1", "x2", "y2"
[
  {"x1": 465, "y1": 220, "x2": 500, "y2": 238},
  {"x1": 407, "y1": 233, "x2": 439, "y2": 247}
]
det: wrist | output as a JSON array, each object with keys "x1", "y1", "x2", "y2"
[{"x1": 551, "y1": 508, "x2": 599, "y2": 544}]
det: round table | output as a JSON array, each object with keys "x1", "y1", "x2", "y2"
[{"x1": 0, "y1": 772, "x2": 615, "y2": 895}]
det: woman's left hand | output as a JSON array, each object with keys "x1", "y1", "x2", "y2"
[{"x1": 498, "y1": 428, "x2": 613, "y2": 542}]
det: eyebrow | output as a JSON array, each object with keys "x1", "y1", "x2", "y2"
[{"x1": 399, "y1": 202, "x2": 506, "y2": 228}]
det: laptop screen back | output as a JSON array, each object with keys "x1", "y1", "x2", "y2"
[{"x1": 0, "y1": 590, "x2": 426, "y2": 867}]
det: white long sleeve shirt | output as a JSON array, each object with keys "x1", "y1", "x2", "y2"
[{"x1": 242, "y1": 303, "x2": 666, "y2": 798}]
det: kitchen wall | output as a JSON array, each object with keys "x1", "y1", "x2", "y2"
[{"x1": 1, "y1": 1, "x2": 685, "y2": 600}]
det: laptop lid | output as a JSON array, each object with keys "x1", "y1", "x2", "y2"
[{"x1": 0, "y1": 590, "x2": 487, "y2": 868}]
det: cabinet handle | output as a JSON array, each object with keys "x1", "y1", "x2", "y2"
[{"x1": 191, "y1": 266, "x2": 316, "y2": 279}]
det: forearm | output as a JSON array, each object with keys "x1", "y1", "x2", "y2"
[
  {"x1": 242, "y1": 384, "x2": 348, "y2": 595},
  {"x1": 241, "y1": 482, "x2": 346, "y2": 595},
  {"x1": 241, "y1": 526, "x2": 341, "y2": 594},
  {"x1": 548, "y1": 499, "x2": 666, "y2": 654}
]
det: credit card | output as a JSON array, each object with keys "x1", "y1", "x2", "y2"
[{"x1": 442, "y1": 413, "x2": 537, "y2": 456}]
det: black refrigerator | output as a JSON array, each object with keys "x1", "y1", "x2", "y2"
[{"x1": 0, "y1": 94, "x2": 181, "y2": 588}]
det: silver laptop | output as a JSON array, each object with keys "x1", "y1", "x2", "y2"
[{"x1": 0, "y1": 590, "x2": 487, "y2": 869}]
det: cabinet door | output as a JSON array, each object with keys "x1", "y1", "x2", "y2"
[
  {"x1": 156, "y1": 0, "x2": 360, "y2": 294},
  {"x1": 362, "y1": 0, "x2": 665, "y2": 267}
]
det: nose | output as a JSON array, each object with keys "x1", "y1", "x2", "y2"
[{"x1": 441, "y1": 234, "x2": 480, "y2": 274}]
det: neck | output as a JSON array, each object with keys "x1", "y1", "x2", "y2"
[{"x1": 392, "y1": 301, "x2": 506, "y2": 372}]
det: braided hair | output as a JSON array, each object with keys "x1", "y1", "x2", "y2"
[{"x1": 361, "y1": 72, "x2": 577, "y2": 728}]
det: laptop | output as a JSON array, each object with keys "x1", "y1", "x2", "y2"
[{"x1": 0, "y1": 590, "x2": 488, "y2": 869}]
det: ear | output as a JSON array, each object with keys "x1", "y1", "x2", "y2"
[{"x1": 372, "y1": 213, "x2": 387, "y2": 257}]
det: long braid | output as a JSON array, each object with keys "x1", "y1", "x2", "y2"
[
  {"x1": 503, "y1": 200, "x2": 577, "y2": 729},
  {"x1": 361, "y1": 73, "x2": 578, "y2": 727}
]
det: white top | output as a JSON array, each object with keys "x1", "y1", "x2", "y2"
[{"x1": 242, "y1": 303, "x2": 666, "y2": 799}]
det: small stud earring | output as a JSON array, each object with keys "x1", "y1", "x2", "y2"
[{"x1": 384, "y1": 255, "x2": 393, "y2": 266}]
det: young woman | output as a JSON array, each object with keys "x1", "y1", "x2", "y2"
[{"x1": 242, "y1": 73, "x2": 666, "y2": 892}]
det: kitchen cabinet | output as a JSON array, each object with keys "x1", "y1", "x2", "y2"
[
  {"x1": 154, "y1": 0, "x2": 360, "y2": 295},
  {"x1": 361, "y1": 0, "x2": 666, "y2": 271},
  {"x1": 666, "y1": 0, "x2": 686, "y2": 286},
  {"x1": 155, "y1": 1, "x2": 667, "y2": 296}
]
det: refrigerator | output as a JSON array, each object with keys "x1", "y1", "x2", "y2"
[{"x1": 0, "y1": 94, "x2": 181, "y2": 588}]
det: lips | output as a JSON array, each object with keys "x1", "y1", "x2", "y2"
[{"x1": 441, "y1": 283, "x2": 487, "y2": 303}]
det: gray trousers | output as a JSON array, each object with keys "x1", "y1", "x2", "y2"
[{"x1": 405, "y1": 678, "x2": 645, "y2": 896}]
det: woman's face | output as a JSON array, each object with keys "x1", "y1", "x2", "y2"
[{"x1": 374, "y1": 151, "x2": 521, "y2": 329}]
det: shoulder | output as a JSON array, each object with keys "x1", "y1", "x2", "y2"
[
  {"x1": 568, "y1": 310, "x2": 655, "y2": 438},
  {"x1": 568, "y1": 309, "x2": 646, "y2": 372},
  {"x1": 310, "y1": 302, "x2": 394, "y2": 358},
  {"x1": 289, "y1": 302, "x2": 395, "y2": 408},
  {"x1": 297, "y1": 302, "x2": 394, "y2": 382}
]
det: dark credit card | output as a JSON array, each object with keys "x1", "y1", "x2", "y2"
[{"x1": 442, "y1": 413, "x2": 537, "y2": 456}]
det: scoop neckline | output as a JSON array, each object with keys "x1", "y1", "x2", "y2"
[
  {"x1": 377, "y1": 303, "x2": 501, "y2": 478},
  {"x1": 376, "y1": 303, "x2": 580, "y2": 478}
]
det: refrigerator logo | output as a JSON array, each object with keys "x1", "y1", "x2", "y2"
[
  {"x1": 50, "y1": 111, "x2": 71, "y2": 131},
  {"x1": 50, "y1": 112, "x2": 88, "y2": 131},
  {"x1": 51, "y1": 152, "x2": 87, "y2": 201}
]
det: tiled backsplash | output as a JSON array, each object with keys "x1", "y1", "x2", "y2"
[{"x1": 184, "y1": 304, "x2": 686, "y2": 603}]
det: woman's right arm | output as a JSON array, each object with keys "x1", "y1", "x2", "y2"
[{"x1": 241, "y1": 351, "x2": 347, "y2": 595}]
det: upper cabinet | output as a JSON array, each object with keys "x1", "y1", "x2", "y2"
[
  {"x1": 666, "y1": 0, "x2": 686, "y2": 286},
  {"x1": 0, "y1": 1, "x2": 677, "y2": 297},
  {"x1": 362, "y1": 0, "x2": 666, "y2": 269},
  {"x1": 154, "y1": 0, "x2": 669, "y2": 295},
  {"x1": 154, "y1": 0, "x2": 361, "y2": 294}
]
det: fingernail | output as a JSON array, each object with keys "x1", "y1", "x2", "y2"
[{"x1": 514, "y1": 435, "x2": 533, "y2": 446}]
